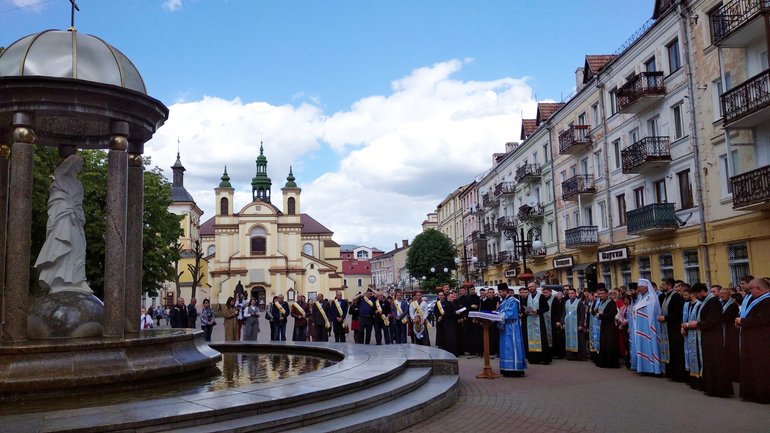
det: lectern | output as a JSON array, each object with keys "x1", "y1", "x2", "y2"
[{"x1": 469, "y1": 311, "x2": 503, "y2": 379}]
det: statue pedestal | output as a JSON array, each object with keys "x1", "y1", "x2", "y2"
[{"x1": 27, "y1": 292, "x2": 104, "y2": 339}]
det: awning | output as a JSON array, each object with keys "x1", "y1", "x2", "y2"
[{"x1": 571, "y1": 263, "x2": 595, "y2": 272}]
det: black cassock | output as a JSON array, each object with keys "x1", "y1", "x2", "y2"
[
  {"x1": 739, "y1": 295, "x2": 770, "y2": 404},
  {"x1": 465, "y1": 294, "x2": 483, "y2": 355},
  {"x1": 721, "y1": 300, "x2": 740, "y2": 382},
  {"x1": 549, "y1": 297, "x2": 566, "y2": 358},
  {"x1": 442, "y1": 300, "x2": 460, "y2": 356},
  {"x1": 661, "y1": 291, "x2": 686, "y2": 382},
  {"x1": 480, "y1": 297, "x2": 500, "y2": 355},
  {"x1": 435, "y1": 301, "x2": 446, "y2": 349},
  {"x1": 595, "y1": 301, "x2": 619, "y2": 368},
  {"x1": 521, "y1": 293, "x2": 551, "y2": 364},
  {"x1": 697, "y1": 296, "x2": 733, "y2": 397}
]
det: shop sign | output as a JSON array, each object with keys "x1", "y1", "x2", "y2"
[
  {"x1": 635, "y1": 243, "x2": 680, "y2": 254},
  {"x1": 504, "y1": 269, "x2": 517, "y2": 278},
  {"x1": 598, "y1": 247, "x2": 629, "y2": 263},
  {"x1": 553, "y1": 256, "x2": 574, "y2": 268}
]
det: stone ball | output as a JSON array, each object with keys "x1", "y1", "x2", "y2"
[{"x1": 27, "y1": 292, "x2": 104, "y2": 339}]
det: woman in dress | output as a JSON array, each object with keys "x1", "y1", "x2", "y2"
[
  {"x1": 223, "y1": 296, "x2": 239, "y2": 341},
  {"x1": 243, "y1": 298, "x2": 261, "y2": 341},
  {"x1": 200, "y1": 298, "x2": 216, "y2": 342}
]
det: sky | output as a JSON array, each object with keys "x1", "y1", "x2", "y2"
[{"x1": 1, "y1": 0, "x2": 653, "y2": 251}]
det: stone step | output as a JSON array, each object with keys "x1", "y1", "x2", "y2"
[{"x1": 160, "y1": 367, "x2": 434, "y2": 433}]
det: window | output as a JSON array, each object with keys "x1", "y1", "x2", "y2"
[
  {"x1": 712, "y1": 79, "x2": 723, "y2": 120},
  {"x1": 356, "y1": 250, "x2": 369, "y2": 259},
  {"x1": 673, "y1": 103, "x2": 684, "y2": 139},
  {"x1": 598, "y1": 201, "x2": 608, "y2": 229},
  {"x1": 564, "y1": 214, "x2": 570, "y2": 230},
  {"x1": 220, "y1": 197, "x2": 229, "y2": 215},
  {"x1": 613, "y1": 139, "x2": 621, "y2": 169},
  {"x1": 678, "y1": 169, "x2": 694, "y2": 209},
  {"x1": 638, "y1": 256, "x2": 651, "y2": 280},
  {"x1": 617, "y1": 194, "x2": 627, "y2": 226},
  {"x1": 634, "y1": 186, "x2": 645, "y2": 208},
  {"x1": 647, "y1": 116, "x2": 659, "y2": 137},
  {"x1": 548, "y1": 221, "x2": 554, "y2": 243},
  {"x1": 592, "y1": 103, "x2": 599, "y2": 126},
  {"x1": 578, "y1": 112, "x2": 587, "y2": 126},
  {"x1": 654, "y1": 179, "x2": 668, "y2": 203},
  {"x1": 683, "y1": 250, "x2": 700, "y2": 284},
  {"x1": 287, "y1": 197, "x2": 296, "y2": 215},
  {"x1": 595, "y1": 151, "x2": 603, "y2": 178},
  {"x1": 207, "y1": 245, "x2": 216, "y2": 256},
  {"x1": 570, "y1": 164, "x2": 577, "y2": 176},
  {"x1": 584, "y1": 206, "x2": 593, "y2": 226},
  {"x1": 659, "y1": 254, "x2": 674, "y2": 280},
  {"x1": 609, "y1": 87, "x2": 618, "y2": 115},
  {"x1": 303, "y1": 243, "x2": 314, "y2": 256},
  {"x1": 629, "y1": 128, "x2": 639, "y2": 144},
  {"x1": 533, "y1": 150, "x2": 539, "y2": 165},
  {"x1": 251, "y1": 236, "x2": 266, "y2": 255},
  {"x1": 602, "y1": 268, "x2": 612, "y2": 289},
  {"x1": 621, "y1": 261, "x2": 632, "y2": 286},
  {"x1": 357, "y1": 278, "x2": 363, "y2": 287},
  {"x1": 573, "y1": 210, "x2": 580, "y2": 228},
  {"x1": 645, "y1": 56, "x2": 656, "y2": 72},
  {"x1": 727, "y1": 243, "x2": 750, "y2": 288},
  {"x1": 719, "y1": 152, "x2": 737, "y2": 196},
  {"x1": 560, "y1": 170, "x2": 567, "y2": 183},
  {"x1": 581, "y1": 158, "x2": 589, "y2": 175},
  {"x1": 545, "y1": 180, "x2": 552, "y2": 202},
  {"x1": 543, "y1": 143, "x2": 550, "y2": 162},
  {"x1": 667, "y1": 38, "x2": 681, "y2": 73}
]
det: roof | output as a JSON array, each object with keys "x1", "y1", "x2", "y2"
[
  {"x1": 200, "y1": 216, "x2": 215, "y2": 236},
  {"x1": 171, "y1": 186, "x2": 196, "y2": 203},
  {"x1": 520, "y1": 119, "x2": 537, "y2": 140},
  {"x1": 583, "y1": 55, "x2": 617, "y2": 83},
  {"x1": 324, "y1": 239, "x2": 340, "y2": 247},
  {"x1": 343, "y1": 260, "x2": 371, "y2": 275},
  {"x1": 301, "y1": 214, "x2": 333, "y2": 235},
  {"x1": 535, "y1": 103, "x2": 565, "y2": 125}
]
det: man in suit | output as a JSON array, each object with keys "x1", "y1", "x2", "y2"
[{"x1": 329, "y1": 291, "x2": 349, "y2": 342}]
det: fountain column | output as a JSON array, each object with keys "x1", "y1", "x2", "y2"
[
  {"x1": 103, "y1": 121, "x2": 128, "y2": 338},
  {"x1": 0, "y1": 141, "x2": 9, "y2": 340},
  {"x1": 5, "y1": 113, "x2": 35, "y2": 342},
  {"x1": 125, "y1": 151, "x2": 144, "y2": 333}
]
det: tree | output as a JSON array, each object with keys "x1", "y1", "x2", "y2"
[
  {"x1": 186, "y1": 239, "x2": 205, "y2": 300},
  {"x1": 31, "y1": 146, "x2": 182, "y2": 299},
  {"x1": 406, "y1": 229, "x2": 458, "y2": 293}
]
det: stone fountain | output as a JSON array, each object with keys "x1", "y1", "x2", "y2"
[{"x1": 0, "y1": 29, "x2": 220, "y2": 395}]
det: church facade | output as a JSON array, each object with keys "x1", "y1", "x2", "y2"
[{"x1": 199, "y1": 145, "x2": 343, "y2": 310}]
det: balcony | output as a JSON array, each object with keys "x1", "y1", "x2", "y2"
[
  {"x1": 495, "y1": 250, "x2": 517, "y2": 264},
  {"x1": 484, "y1": 222, "x2": 499, "y2": 235},
  {"x1": 562, "y1": 174, "x2": 596, "y2": 201},
  {"x1": 495, "y1": 181, "x2": 517, "y2": 197},
  {"x1": 565, "y1": 226, "x2": 599, "y2": 249},
  {"x1": 710, "y1": 0, "x2": 770, "y2": 47},
  {"x1": 558, "y1": 124, "x2": 592, "y2": 155},
  {"x1": 497, "y1": 216, "x2": 518, "y2": 233},
  {"x1": 721, "y1": 68, "x2": 770, "y2": 128},
  {"x1": 482, "y1": 193, "x2": 499, "y2": 209},
  {"x1": 731, "y1": 165, "x2": 770, "y2": 211},
  {"x1": 529, "y1": 247, "x2": 547, "y2": 259},
  {"x1": 468, "y1": 203, "x2": 484, "y2": 215},
  {"x1": 616, "y1": 71, "x2": 665, "y2": 114},
  {"x1": 627, "y1": 203, "x2": 679, "y2": 236},
  {"x1": 517, "y1": 203, "x2": 544, "y2": 222},
  {"x1": 621, "y1": 136, "x2": 671, "y2": 174},
  {"x1": 515, "y1": 164, "x2": 542, "y2": 183},
  {"x1": 466, "y1": 230, "x2": 486, "y2": 243}
]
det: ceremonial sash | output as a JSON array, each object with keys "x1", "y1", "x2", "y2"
[
  {"x1": 436, "y1": 300, "x2": 445, "y2": 316},
  {"x1": 315, "y1": 301, "x2": 331, "y2": 329},
  {"x1": 376, "y1": 300, "x2": 390, "y2": 326},
  {"x1": 363, "y1": 296, "x2": 374, "y2": 307},
  {"x1": 565, "y1": 299, "x2": 579, "y2": 352},
  {"x1": 721, "y1": 298, "x2": 735, "y2": 313},
  {"x1": 659, "y1": 291, "x2": 675, "y2": 363},
  {"x1": 394, "y1": 300, "x2": 407, "y2": 324},
  {"x1": 526, "y1": 293, "x2": 542, "y2": 352},
  {"x1": 590, "y1": 299, "x2": 601, "y2": 353},
  {"x1": 544, "y1": 297, "x2": 554, "y2": 347},
  {"x1": 334, "y1": 299, "x2": 344, "y2": 317},
  {"x1": 274, "y1": 302, "x2": 286, "y2": 316},
  {"x1": 686, "y1": 300, "x2": 703, "y2": 377},
  {"x1": 741, "y1": 292, "x2": 770, "y2": 318},
  {"x1": 412, "y1": 301, "x2": 430, "y2": 328},
  {"x1": 292, "y1": 302, "x2": 306, "y2": 317}
]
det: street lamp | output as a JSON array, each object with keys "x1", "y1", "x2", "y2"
[
  {"x1": 454, "y1": 255, "x2": 478, "y2": 284},
  {"x1": 503, "y1": 227, "x2": 544, "y2": 284}
]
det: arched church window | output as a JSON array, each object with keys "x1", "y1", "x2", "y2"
[
  {"x1": 288, "y1": 197, "x2": 296, "y2": 215},
  {"x1": 249, "y1": 226, "x2": 268, "y2": 255},
  {"x1": 220, "y1": 197, "x2": 229, "y2": 215},
  {"x1": 303, "y1": 243, "x2": 314, "y2": 256},
  {"x1": 207, "y1": 245, "x2": 216, "y2": 256}
]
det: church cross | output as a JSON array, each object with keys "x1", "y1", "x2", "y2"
[{"x1": 69, "y1": 0, "x2": 80, "y2": 30}]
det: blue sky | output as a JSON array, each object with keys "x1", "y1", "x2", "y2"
[{"x1": 1, "y1": 0, "x2": 653, "y2": 251}]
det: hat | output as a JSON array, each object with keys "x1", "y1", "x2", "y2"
[
  {"x1": 497, "y1": 282, "x2": 509, "y2": 292},
  {"x1": 638, "y1": 279, "x2": 652, "y2": 289}
]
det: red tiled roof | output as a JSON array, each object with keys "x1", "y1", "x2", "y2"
[
  {"x1": 200, "y1": 216, "x2": 215, "y2": 236},
  {"x1": 324, "y1": 239, "x2": 340, "y2": 247},
  {"x1": 301, "y1": 213, "x2": 333, "y2": 235},
  {"x1": 343, "y1": 259, "x2": 371, "y2": 275},
  {"x1": 585, "y1": 55, "x2": 616, "y2": 77},
  {"x1": 521, "y1": 119, "x2": 537, "y2": 140},
  {"x1": 535, "y1": 103, "x2": 565, "y2": 125}
]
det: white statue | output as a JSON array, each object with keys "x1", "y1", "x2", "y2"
[{"x1": 35, "y1": 154, "x2": 92, "y2": 294}]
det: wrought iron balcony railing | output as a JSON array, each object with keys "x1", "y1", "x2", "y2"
[
  {"x1": 565, "y1": 226, "x2": 599, "y2": 249},
  {"x1": 562, "y1": 174, "x2": 596, "y2": 201},
  {"x1": 710, "y1": 0, "x2": 770, "y2": 45},
  {"x1": 621, "y1": 136, "x2": 671, "y2": 174},
  {"x1": 515, "y1": 164, "x2": 542, "y2": 183},
  {"x1": 558, "y1": 124, "x2": 592, "y2": 154},
  {"x1": 616, "y1": 71, "x2": 665, "y2": 113},
  {"x1": 484, "y1": 222, "x2": 499, "y2": 235},
  {"x1": 731, "y1": 164, "x2": 770, "y2": 210},
  {"x1": 627, "y1": 203, "x2": 678, "y2": 235},
  {"x1": 517, "y1": 203, "x2": 544, "y2": 221},
  {"x1": 497, "y1": 216, "x2": 518, "y2": 231},
  {"x1": 722, "y1": 68, "x2": 770, "y2": 127},
  {"x1": 482, "y1": 193, "x2": 499, "y2": 208},
  {"x1": 495, "y1": 181, "x2": 517, "y2": 197}
]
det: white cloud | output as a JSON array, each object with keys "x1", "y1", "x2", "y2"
[
  {"x1": 162, "y1": 0, "x2": 182, "y2": 12},
  {"x1": 12, "y1": 0, "x2": 45, "y2": 11},
  {"x1": 145, "y1": 60, "x2": 536, "y2": 250}
]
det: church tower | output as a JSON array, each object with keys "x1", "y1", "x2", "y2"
[
  {"x1": 251, "y1": 143, "x2": 272, "y2": 203},
  {"x1": 281, "y1": 166, "x2": 301, "y2": 216},
  {"x1": 169, "y1": 151, "x2": 202, "y2": 249},
  {"x1": 215, "y1": 166, "x2": 234, "y2": 216}
]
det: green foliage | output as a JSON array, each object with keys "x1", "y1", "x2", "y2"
[
  {"x1": 405, "y1": 229, "x2": 458, "y2": 293},
  {"x1": 31, "y1": 147, "x2": 181, "y2": 299}
]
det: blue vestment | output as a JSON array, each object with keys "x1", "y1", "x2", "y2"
[
  {"x1": 498, "y1": 295, "x2": 527, "y2": 372},
  {"x1": 632, "y1": 292, "x2": 663, "y2": 374}
]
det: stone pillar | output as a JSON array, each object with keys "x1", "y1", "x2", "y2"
[
  {"x1": 4, "y1": 113, "x2": 35, "y2": 343},
  {"x1": 124, "y1": 152, "x2": 144, "y2": 333},
  {"x1": 0, "y1": 143, "x2": 10, "y2": 341},
  {"x1": 103, "y1": 121, "x2": 128, "y2": 338}
]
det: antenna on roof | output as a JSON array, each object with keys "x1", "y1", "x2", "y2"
[{"x1": 68, "y1": 0, "x2": 80, "y2": 31}]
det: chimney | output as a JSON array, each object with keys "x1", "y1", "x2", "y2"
[
  {"x1": 402, "y1": 240, "x2": 409, "y2": 248},
  {"x1": 575, "y1": 67, "x2": 585, "y2": 91},
  {"x1": 394, "y1": 243, "x2": 398, "y2": 250},
  {"x1": 505, "y1": 142, "x2": 519, "y2": 152}
]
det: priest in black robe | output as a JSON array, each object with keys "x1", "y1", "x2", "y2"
[
  {"x1": 480, "y1": 289, "x2": 500, "y2": 355},
  {"x1": 434, "y1": 291, "x2": 447, "y2": 349},
  {"x1": 442, "y1": 292, "x2": 461, "y2": 356},
  {"x1": 546, "y1": 289, "x2": 565, "y2": 359},
  {"x1": 736, "y1": 278, "x2": 770, "y2": 404},
  {"x1": 659, "y1": 278, "x2": 686, "y2": 382},
  {"x1": 690, "y1": 283, "x2": 732, "y2": 397},
  {"x1": 594, "y1": 287, "x2": 620, "y2": 368},
  {"x1": 719, "y1": 287, "x2": 740, "y2": 382},
  {"x1": 465, "y1": 287, "x2": 483, "y2": 355}
]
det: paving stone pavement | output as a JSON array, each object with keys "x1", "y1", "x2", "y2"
[{"x1": 400, "y1": 356, "x2": 770, "y2": 433}]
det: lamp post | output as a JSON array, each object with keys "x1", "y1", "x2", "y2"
[
  {"x1": 454, "y1": 255, "x2": 478, "y2": 285},
  {"x1": 503, "y1": 227, "x2": 544, "y2": 284}
]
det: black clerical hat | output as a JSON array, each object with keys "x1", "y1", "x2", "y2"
[{"x1": 497, "y1": 282, "x2": 509, "y2": 292}]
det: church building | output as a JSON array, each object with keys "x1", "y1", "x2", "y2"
[{"x1": 198, "y1": 144, "x2": 344, "y2": 310}]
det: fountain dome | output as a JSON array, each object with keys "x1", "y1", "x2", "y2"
[{"x1": 0, "y1": 29, "x2": 146, "y2": 93}]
